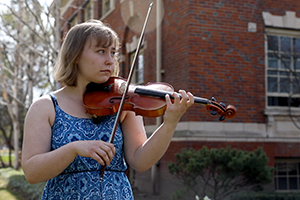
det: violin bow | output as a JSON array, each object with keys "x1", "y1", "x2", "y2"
[{"x1": 99, "y1": 2, "x2": 154, "y2": 182}]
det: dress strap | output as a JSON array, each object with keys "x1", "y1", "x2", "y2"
[{"x1": 49, "y1": 93, "x2": 58, "y2": 107}]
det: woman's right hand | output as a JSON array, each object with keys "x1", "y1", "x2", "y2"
[{"x1": 72, "y1": 140, "x2": 116, "y2": 166}]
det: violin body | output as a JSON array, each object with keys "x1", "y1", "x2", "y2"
[
  {"x1": 83, "y1": 77, "x2": 238, "y2": 121},
  {"x1": 83, "y1": 77, "x2": 174, "y2": 118}
]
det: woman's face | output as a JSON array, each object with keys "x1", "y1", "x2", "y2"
[{"x1": 76, "y1": 36, "x2": 116, "y2": 86}]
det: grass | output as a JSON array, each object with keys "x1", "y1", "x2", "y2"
[
  {"x1": 0, "y1": 150, "x2": 45, "y2": 199},
  {"x1": 0, "y1": 177, "x2": 19, "y2": 200},
  {"x1": 0, "y1": 150, "x2": 14, "y2": 166},
  {"x1": 0, "y1": 168, "x2": 45, "y2": 200},
  {"x1": 1, "y1": 154, "x2": 11, "y2": 163}
]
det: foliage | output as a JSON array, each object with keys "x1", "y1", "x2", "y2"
[
  {"x1": 0, "y1": 0, "x2": 59, "y2": 169},
  {"x1": 231, "y1": 192, "x2": 300, "y2": 200},
  {"x1": 168, "y1": 146, "x2": 274, "y2": 200},
  {"x1": 0, "y1": 104, "x2": 13, "y2": 167}
]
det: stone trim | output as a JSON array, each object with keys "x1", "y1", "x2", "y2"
[{"x1": 262, "y1": 11, "x2": 300, "y2": 29}]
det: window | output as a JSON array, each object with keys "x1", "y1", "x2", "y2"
[
  {"x1": 275, "y1": 159, "x2": 300, "y2": 191},
  {"x1": 266, "y1": 30, "x2": 300, "y2": 107},
  {"x1": 102, "y1": 0, "x2": 115, "y2": 17},
  {"x1": 130, "y1": 50, "x2": 144, "y2": 84},
  {"x1": 84, "y1": 1, "x2": 94, "y2": 21}
]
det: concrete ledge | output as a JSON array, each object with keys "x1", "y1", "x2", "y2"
[{"x1": 145, "y1": 121, "x2": 300, "y2": 142}]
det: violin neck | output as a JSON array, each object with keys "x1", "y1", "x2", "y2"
[{"x1": 134, "y1": 87, "x2": 209, "y2": 105}]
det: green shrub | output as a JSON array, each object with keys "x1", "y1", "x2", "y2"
[
  {"x1": 168, "y1": 146, "x2": 274, "y2": 200},
  {"x1": 231, "y1": 192, "x2": 300, "y2": 200}
]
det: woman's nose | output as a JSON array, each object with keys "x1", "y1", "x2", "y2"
[{"x1": 105, "y1": 54, "x2": 114, "y2": 66}]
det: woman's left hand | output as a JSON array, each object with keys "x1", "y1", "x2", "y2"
[{"x1": 163, "y1": 90, "x2": 194, "y2": 124}]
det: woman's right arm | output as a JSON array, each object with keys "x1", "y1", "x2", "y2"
[{"x1": 22, "y1": 96, "x2": 115, "y2": 184}]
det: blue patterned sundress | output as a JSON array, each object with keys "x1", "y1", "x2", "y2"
[{"x1": 41, "y1": 94, "x2": 133, "y2": 200}]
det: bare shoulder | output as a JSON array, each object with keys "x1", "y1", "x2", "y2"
[
  {"x1": 28, "y1": 94, "x2": 53, "y2": 112},
  {"x1": 25, "y1": 94, "x2": 56, "y2": 126}
]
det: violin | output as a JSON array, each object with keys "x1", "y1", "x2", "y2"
[{"x1": 83, "y1": 77, "x2": 237, "y2": 121}]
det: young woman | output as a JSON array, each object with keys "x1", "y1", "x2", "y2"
[{"x1": 22, "y1": 20, "x2": 194, "y2": 199}]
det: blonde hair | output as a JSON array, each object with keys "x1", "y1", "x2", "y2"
[{"x1": 53, "y1": 20, "x2": 120, "y2": 86}]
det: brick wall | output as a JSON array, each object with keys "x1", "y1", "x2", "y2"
[{"x1": 161, "y1": 0, "x2": 264, "y2": 123}]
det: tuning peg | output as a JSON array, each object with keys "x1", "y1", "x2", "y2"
[
  {"x1": 220, "y1": 102, "x2": 226, "y2": 108},
  {"x1": 210, "y1": 110, "x2": 217, "y2": 115},
  {"x1": 211, "y1": 97, "x2": 216, "y2": 102},
  {"x1": 219, "y1": 115, "x2": 225, "y2": 121}
]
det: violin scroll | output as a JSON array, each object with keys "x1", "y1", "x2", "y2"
[{"x1": 206, "y1": 97, "x2": 237, "y2": 121}]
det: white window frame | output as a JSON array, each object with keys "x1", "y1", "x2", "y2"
[
  {"x1": 101, "y1": 0, "x2": 115, "y2": 19},
  {"x1": 130, "y1": 49, "x2": 144, "y2": 85},
  {"x1": 275, "y1": 158, "x2": 300, "y2": 192},
  {"x1": 84, "y1": 0, "x2": 94, "y2": 21},
  {"x1": 265, "y1": 28, "x2": 300, "y2": 108}
]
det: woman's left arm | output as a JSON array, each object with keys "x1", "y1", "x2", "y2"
[{"x1": 122, "y1": 90, "x2": 194, "y2": 172}]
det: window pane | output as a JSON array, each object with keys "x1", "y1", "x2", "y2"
[
  {"x1": 293, "y1": 38, "x2": 300, "y2": 53},
  {"x1": 268, "y1": 96, "x2": 278, "y2": 106},
  {"x1": 138, "y1": 54, "x2": 144, "y2": 70},
  {"x1": 279, "y1": 71, "x2": 290, "y2": 76},
  {"x1": 268, "y1": 77, "x2": 278, "y2": 92},
  {"x1": 277, "y1": 163, "x2": 287, "y2": 175},
  {"x1": 295, "y1": 58, "x2": 300, "y2": 71},
  {"x1": 289, "y1": 177, "x2": 298, "y2": 190},
  {"x1": 280, "y1": 77, "x2": 290, "y2": 93},
  {"x1": 268, "y1": 35, "x2": 278, "y2": 51},
  {"x1": 138, "y1": 54, "x2": 144, "y2": 83},
  {"x1": 289, "y1": 163, "x2": 298, "y2": 175},
  {"x1": 268, "y1": 54, "x2": 278, "y2": 69},
  {"x1": 293, "y1": 83, "x2": 300, "y2": 94},
  {"x1": 293, "y1": 80, "x2": 300, "y2": 94},
  {"x1": 281, "y1": 36, "x2": 291, "y2": 53},
  {"x1": 280, "y1": 58, "x2": 291, "y2": 70},
  {"x1": 138, "y1": 68, "x2": 144, "y2": 83},
  {"x1": 278, "y1": 177, "x2": 287, "y2": 190},
  {"x1": 268, "y1": 96, "x2": 297, "y2": 106},
  {"x1": 267, "y1": 70, "x2": 277, "y2": 75},
  {"x1": 290, "y1": 98, "x2": 300, "y2": 107},
  {"x1": 104, "y1": 0, "x2": 110, "y2": 13}
]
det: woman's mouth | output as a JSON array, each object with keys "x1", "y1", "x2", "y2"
[{"x1": 100, "y1": 70, "x2": 111, "y2": 74}]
